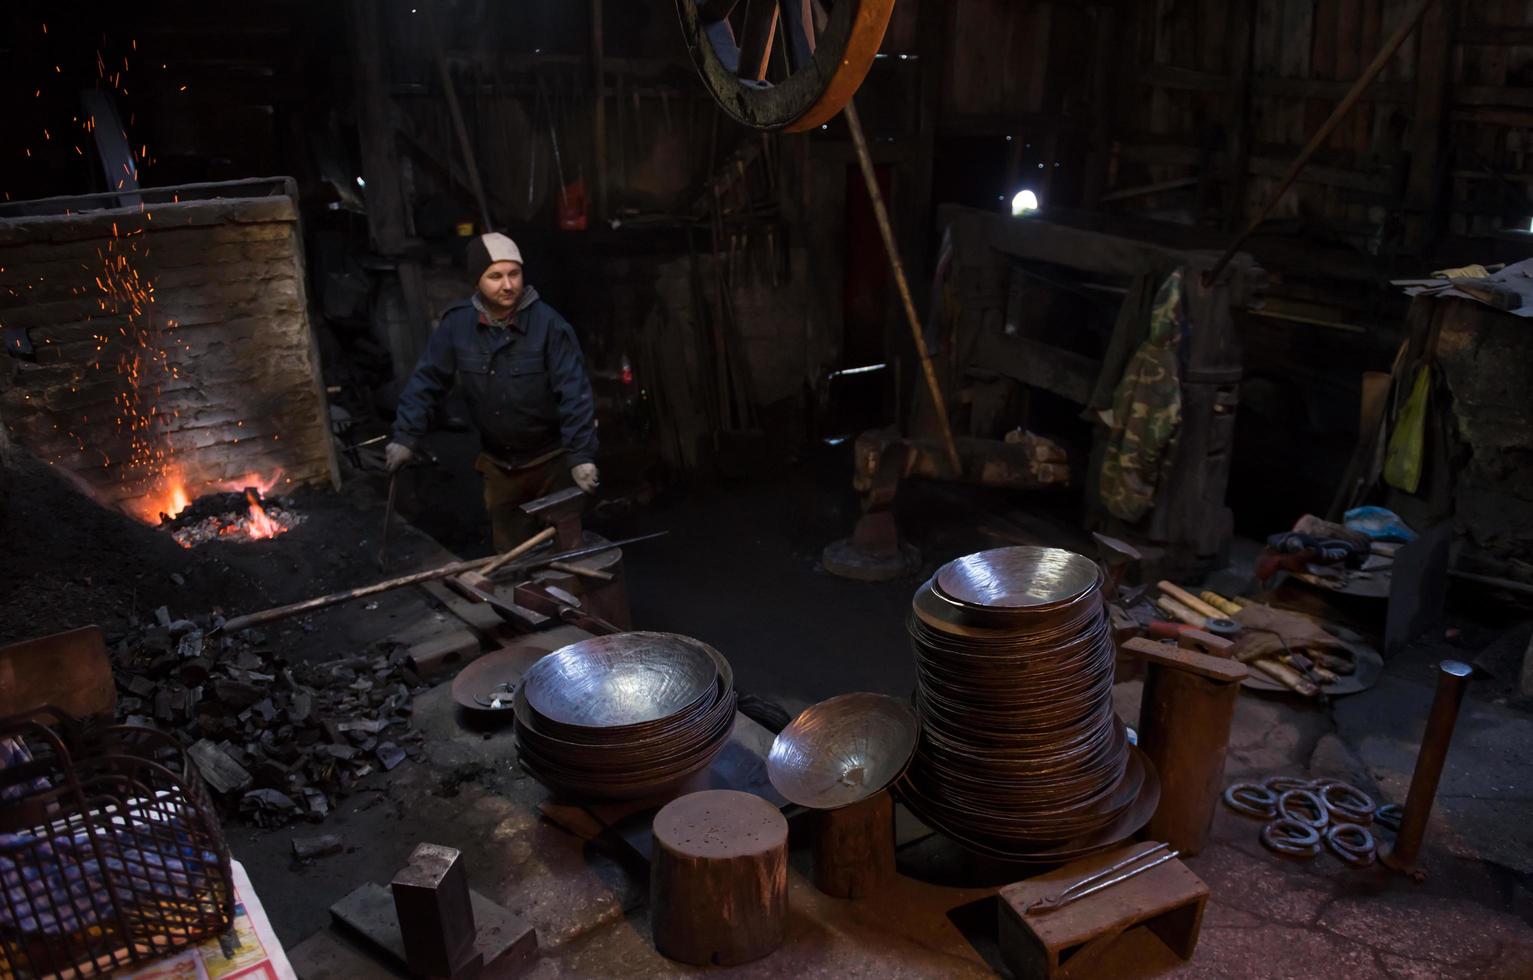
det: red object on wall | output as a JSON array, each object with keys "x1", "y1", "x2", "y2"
[{"x1": 558, "y1": 177, "x2": 588, "y2": 231}]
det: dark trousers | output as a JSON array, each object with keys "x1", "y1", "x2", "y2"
[{"x1": 475, "y1": 450, "x2": 571, "y2": 553}]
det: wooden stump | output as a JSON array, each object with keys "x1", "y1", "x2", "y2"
[
  {"x1": 812, "y1": 789, "x2": 895, "y2": 898},
  {"x1": 650, "y1": 789, "x2": 788, "y2": 966}
]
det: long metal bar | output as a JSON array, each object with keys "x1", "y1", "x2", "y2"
[
  {"x1": 217, "y1": 531, "x2": 667, "y2": 634},
  {"x1": 1383, "y1": 659, "x2": 1472, "y2": 873},
  {"x1": 1204, "y1": 0, "x2": 1439, "y2": 284},
  {"x1": 842, "y1": 100, "x2": 962, "y2": 476}
]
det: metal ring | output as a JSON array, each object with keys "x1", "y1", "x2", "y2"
[
  {"x1": 1222, "y1": 782, "x2": 1278, "y2": 818},
  {"x1": 1261, "y1": 818, "x2": 1321, "y2": 857},
  {"x1": 1264, "y1": 775, "x2": 1317, "y2": 794},
  {"x1": 1374, "y1": 803, "x2": 1403, "y2": 831},
  {"x1": 1277, "y1": 788, "x2": 1328, "y2": 829},
  {"x1": 1319, "y1": 781, "x2": 1376, "y2": 825},
  {"x1": 1325, "y1": 823, "x2": 1376, "y2": 867}
]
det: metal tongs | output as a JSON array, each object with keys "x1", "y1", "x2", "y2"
[{"x1": 1025, "y1": 842, "x2": 1180, "y2": 914}]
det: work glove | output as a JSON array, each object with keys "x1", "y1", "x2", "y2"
[
  {"x1": 384, "y1": 441, "x2": 415, "y2": 473},
  {"x1": 571, "y1": 462, "x2": 600, "y2": 494}
]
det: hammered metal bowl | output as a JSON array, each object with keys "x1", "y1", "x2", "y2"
[
  {"x1": 514, "y1": 632, "x2": 737, "y2": 801},
  {"x1": 520, "y1": 632, "x2": 718, "y2": 734},
  {"x1": 767, "y1": 693, "x2": 919, "y2": 810},
  {"x1": 933, "y1": 546, "x2": 1102, "y2": 611}
]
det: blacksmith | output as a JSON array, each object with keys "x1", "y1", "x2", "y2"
[{"x1": 386, "y1": 232, "x2": 598, "y2": 551}]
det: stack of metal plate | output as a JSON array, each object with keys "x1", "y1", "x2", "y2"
[
  {"x1": 514, "y1": 632, "x2": 737, "y2": 800},
  {"x1": 902, "y1": 546, "x2": 1159, "y2": 861}
]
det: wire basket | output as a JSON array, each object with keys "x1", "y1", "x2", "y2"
[{"x1": 0, "y1": 708, "x2": 235, "y2": 978}]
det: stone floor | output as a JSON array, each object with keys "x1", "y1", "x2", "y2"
[{"x1": 231, "y1": 464, "x2": 1533, "y2": 979}]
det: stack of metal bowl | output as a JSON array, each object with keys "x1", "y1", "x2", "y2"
[
  {"x1": 902, "y1": 546, "x2": 1158, "y2": 861},
  {"x1": 514, "y1": 632, "x2": 737, "y2": 800}
]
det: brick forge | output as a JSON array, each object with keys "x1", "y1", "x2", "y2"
[{"x1": 0, "y1": 179, "x2": 339, "y2": 526}]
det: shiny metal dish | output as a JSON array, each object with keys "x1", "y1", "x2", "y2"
[
  {"x1": 513, "y1": 633, "x2": 738, "y2": 802},
  {"x1": 767, "y1": 693, "x2": 919, "y2": 810},
  {"x1": 521, "y1": 632, "x2": 718, "y2": 731},
  {"x1": 934, "y1": 546, "x2": 1102, "y2": 610}
]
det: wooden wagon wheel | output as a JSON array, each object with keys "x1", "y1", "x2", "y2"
[{"x1": 675, "y1": 0, "x2": 896, "y2": 133}]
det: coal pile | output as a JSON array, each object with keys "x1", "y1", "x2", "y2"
[{"x1": 110, "y1": 606, "x2": 427, "y2": 827}]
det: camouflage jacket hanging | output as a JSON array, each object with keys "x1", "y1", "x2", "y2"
[{"x1": 1099, "y1": 268, "x2": 1186, "y2": 522}]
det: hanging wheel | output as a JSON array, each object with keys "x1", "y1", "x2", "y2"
[{"x1": 676, "y1": 0, "x2": 896, "y2": 133}]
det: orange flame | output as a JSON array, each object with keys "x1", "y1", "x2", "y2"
[{"x1": 243, "y1": 490, "x2": 284, "y2": 540}]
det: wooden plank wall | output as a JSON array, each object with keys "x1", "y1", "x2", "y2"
[{"x1": 1111, "y1": 0, "x2": 1533, "y2": 255}]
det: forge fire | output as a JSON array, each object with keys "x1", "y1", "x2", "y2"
[{"x1": 2, "y1": 2, "x2": 1532, "y2": 979}]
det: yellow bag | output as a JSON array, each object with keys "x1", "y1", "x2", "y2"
[{"x1": 1383, "y1": 365, "x2": 1430, "y2": 494}]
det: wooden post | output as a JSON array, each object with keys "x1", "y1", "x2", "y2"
[
  {"x1": 423, "y1": 2, "x2": 493, "y2": 232},
  {"x1": 347, "y1": 0, "x2": 431, "y2": 382},
  {"x1": 1406, "y1": 0, "x2": 1454, "y2": 251},
  {"x1": 811, "y1": 790, "x2": 895, "y2": 899},
  {"x1": 651, "y1": 790, "x2": 788, "y2": 967},
  {"x1": 590, "y1": 0, "x2": 608, "y2": 223},
  {"x1": 1222, "y1": 0, "x2": 1257, "y2": 231},
  {"x1": 1126, "y1": 638, "x2": 1248, "y2": 856}
]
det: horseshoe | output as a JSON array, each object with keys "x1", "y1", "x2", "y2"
[
  {"x1": 1325, "y1": 823, "x2": 1377, "y2": 867},
  {"x1": 1262, "y1": 818, "x2": 1322, "y2": 858},
  {"x1": 1319, "y1": 781, "x2": 1376, "y2": 825},
  {"x1": 1223, "y1": 782, "x2": 1278, "y2": 819},
  {"x1": 1277, "y1": 788, "x2": 1328, "y2": 830}
]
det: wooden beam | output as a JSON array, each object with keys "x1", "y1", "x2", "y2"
[
  {"x1": 591, "y1": 0, "x2": 608, "y2": 222},
  {"x1": 1407, "y1": 0, "x2": 1455, "y2": 251},
  {"x1": 1224, "y1": 0, "x2": 1257, "y2": 231},
  {"x1": 348, "y1": 0, "x2": 410, "y2": 254}
]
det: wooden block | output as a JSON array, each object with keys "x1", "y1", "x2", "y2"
[
  {"x1": 419, "y1": 579, "x2": 513, "y2": 635},
  {"x1": 0, "y1": 625, "x2": 114, "y2": 719},
  {"x1": 997, "y1": 843, "x2": 1208, "y2": 980},
  {"x1": 812, "y1": 790, "x2": 895, "y2": 899},
  {"x1": 651, "y1": 790, "x2": 788, "y2": 967},
  {"x1": 406, "y1": 628, "x2": 482, "y2": 679}
]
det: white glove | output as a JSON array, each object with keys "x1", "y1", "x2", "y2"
[
  {"x1": 385, "y1": 441, "x2": 415, "y2": 473},
  {"x1": 571, "y1": 462, "x2": 600, "y2": 494}
]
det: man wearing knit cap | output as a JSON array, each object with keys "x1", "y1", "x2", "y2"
[{"x1": 386, "y1": 232, "x2": 599, "y2": 551}]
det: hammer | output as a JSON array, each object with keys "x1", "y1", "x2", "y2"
[{"x1": 454, "y1": 527, "x2": 555, "y2": 597}]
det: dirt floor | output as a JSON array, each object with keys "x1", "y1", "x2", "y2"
[{"x1": 3, "y1": 444, "x2": 1532, "y2": 977}]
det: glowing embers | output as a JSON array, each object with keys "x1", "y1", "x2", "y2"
[{"x1": 157, "y1": 484, "x2": 302, "y2": 548}]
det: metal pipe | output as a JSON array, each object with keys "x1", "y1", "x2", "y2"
[
  {"x1": 1203, "y1": 0, "x2": 1439, "y2": 285},
  {"x1": 842, "y1": 100, "x2": 963, "y2": 477},
  {"x1": 1383, "y1": 659, "x2": 1472, "y2": 874}
]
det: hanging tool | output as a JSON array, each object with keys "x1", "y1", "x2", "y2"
[
  {"x1": 1024, "y1": 843, "x2": 1180, "y2": 913},
  {"x1": 377, "y1": 474, "x2": 400, "y2": 572}
]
